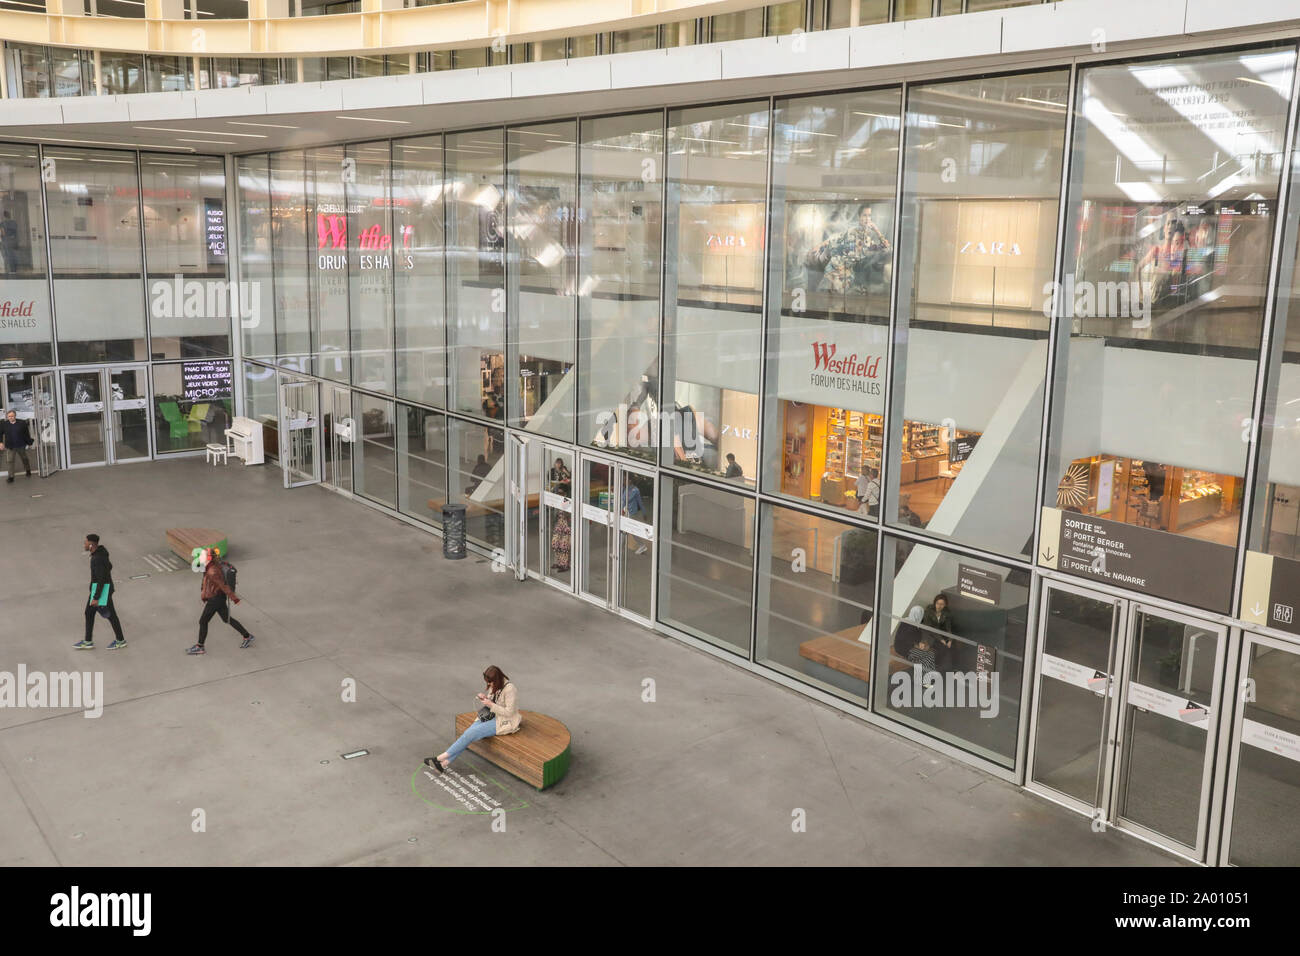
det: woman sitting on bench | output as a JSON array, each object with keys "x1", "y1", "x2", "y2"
[{"x1": 426, "y1": 665, "x2": 521, "y2": 772}]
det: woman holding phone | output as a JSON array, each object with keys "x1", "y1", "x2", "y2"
[{"x1": 425, "y1": 665, "x2": 521, "y2": 772}]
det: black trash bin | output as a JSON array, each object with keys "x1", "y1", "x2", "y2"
[{"x1": 442, "y1": 504, "x2": 467, "y2": 559}]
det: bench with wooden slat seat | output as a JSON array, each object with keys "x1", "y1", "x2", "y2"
[
  {"x1": 166, "y1": 527, "x2": 229, "y2": 563},
  {"x1": 453, "y1": 710, "x2": 571, "y2": 790},
  {"x1": 798, "y1": 624, "x2": 912, "y2": 685}
]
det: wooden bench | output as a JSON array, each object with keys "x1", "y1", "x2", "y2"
[
  {"x1": 454, "y1": 710, "x2": 571, "y2": 790},
  {"x1": 798, "y1": 624, "x2": 911, "y2": 684},
  {"x1": 166, "y1": 527, "x2": 229, "y2": 563}
]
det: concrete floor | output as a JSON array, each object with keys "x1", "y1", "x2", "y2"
[{"x1": 0, "y1": 457, "x2": 1180, "y2": 866}]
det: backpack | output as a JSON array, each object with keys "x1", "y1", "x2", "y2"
[{"x1": 221, "y1": 560, "x2": 237, "y2": 591}]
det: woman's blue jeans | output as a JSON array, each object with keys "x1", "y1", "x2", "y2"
[{"x1": 446, "y1": 717, "x2": 497, "y2": 764}]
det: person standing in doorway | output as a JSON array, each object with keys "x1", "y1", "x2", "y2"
[
  {"x1": 186, "y1": 548, "x2": 253, "y2": 655},
  {"x1": 74, "y1": 534, "x2": 126, "y2": 649},
  {"x1": 622, "y1": 479, "x2": 649, "y2": 555},
  {"x1": 1, "y1": 410, "x2": 33, "y2": 482}
]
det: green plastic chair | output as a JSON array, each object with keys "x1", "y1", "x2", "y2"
[
  {"x1": 159, "y1": 402, "x2": 189, "y2": 448},
  {"x1": 187, "y1": 403, "x2": 210, "y2": 433}
]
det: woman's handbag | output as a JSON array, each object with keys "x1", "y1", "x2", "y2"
[{"x1": 477, "y1": 706, "x2": 493, "y2": 722}]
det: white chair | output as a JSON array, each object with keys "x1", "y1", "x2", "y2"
[{"x1": 206, "y1": 443, "x2": 229, "y2": 466}]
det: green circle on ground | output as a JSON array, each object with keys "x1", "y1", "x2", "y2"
[{"x1": 410, "y1": 763, "x2": 530, "y2": 815}]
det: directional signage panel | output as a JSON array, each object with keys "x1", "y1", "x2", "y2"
[{"x1": 1038, "y1": 507, "x2": 1234, "y2": 614}]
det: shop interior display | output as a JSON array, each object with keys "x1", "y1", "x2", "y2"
[{"x1": 1057, "y1": 454, "x2": 1240, "y2": 538}]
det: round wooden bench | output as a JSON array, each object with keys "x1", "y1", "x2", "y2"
[
  {"x1": 453, "y1": 710, "x2": 571, "y2": 791},
  {"x1": 166, "y1": 527, "x2": 229, "y2": 563}
]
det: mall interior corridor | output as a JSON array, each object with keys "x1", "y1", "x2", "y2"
[{"x1": 0, "y1": 458, "x2": 1178, "y2": 867}]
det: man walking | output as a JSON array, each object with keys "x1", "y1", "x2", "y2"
[
  {"x1": 186, "y1": 548, "x2": 253, "y2": 655},
  {"x1": 74, "y1": 534, "x2": 126, "y2": 650},
  {"x1": 0, "y1": 409, "x2": 33, "y2": 482}
]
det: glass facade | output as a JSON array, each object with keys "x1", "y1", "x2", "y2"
[
  {"x1": 8, "y1": 25, "x2": 1300, "y2": 861},
  {"x1": 0, "y1": 143, "x2": 235, "y2": 472},
  {"x1": 221, "y1": 42, "x2": 1300, "y2": 798}
]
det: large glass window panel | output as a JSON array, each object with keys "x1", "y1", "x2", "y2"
[
  {"x1": 765, "y1": 1, "x2": 805, "y2": 35},
  {"x1": 393, "y1": 135, "x2": 447, "y2": 407},
  {"x1": 657, "y1": 475, "x2": 755, "y2": 655},
  {"x1": 873, "y1": 536, "x2": 1029, "y2": 767},
  {"x1": 578, "y1": 112, "x2": 664, "y2": 464},
  {"x1": 99, "y1": 52, "x2": 145, "y2": 95},
  {"x1": 270, "y1": 151, "x2": 311, "y2": 372},
  {"x1": 0, "y1": 142, "x2": 54, "y2": 366},
  {"x1": 151, "y1": 360, "x2": 233, "y2": 453},
  {"x1": 50, "y1": 47, "x2": 88, "y2": 97},
  {"x1": 663, "y1": 102, "x2": 769, "y2": 479},
  {"x1": 145, "y1": 55, "x2": 192, "y2": 93},
  {"x1": 347, "y1": 142, "x2": 395, "y2": 394},
  {"x1": 142, "y1": 153, "x2": 231, "y2": 360},
  {"x1": 888, "y1": 71, "x2": 1068, "y2": 559},
  {"x1": 763, "y1": 88, "x2": 900, "y2": 510},
  {"x1": 242, "y1": 360, "x2": 279, "y2": 462},
  {"x1": 893, "y1": 0, "x2": 932, "y2": 20},
  {"x1": 47, "y1": 148, "x2": 147, "y2": 364},
  {"x1": 756, "y1": 503, "x2": 877, "y2": 704},
  {"x1": 307, "y1": 145, "x2": 351, "y2": 383},
  {"x1": 1047, "y1": 48, "x2": 1295, "y2": 614},
  {"x1": 710, "y1": 10, "x2": 764, "y2": 42},
  {"x1": 445, "y1": 129, "x2": 505, "y2": 421},
  {"x1": 15, "y1": 45, "x2": 51, "y2": 98},
  {"x1": 1249, "y1": 82, "x2": 1300, "y2": 564},
  {"x1": 826, "y1": 0, "x2": 889, "y2": 27},
  {"x1": 397, "y1": 404, "x2": 447, "y2": 527},
  {"x1": 449, "y1": 417, "x2": 506, "y2": 549},
  {"x1": 507, "y1": 122, "x2": 576, "y2": 441},
  {"x1": 236, "y1": 155, "x2": 275, "y2": 361},
  {"x1": 609, "y1": 27, "x2": 657, "y2": 53},
  {"x1": 354, "y1": 393, "x2": 396, "y2": 507}
]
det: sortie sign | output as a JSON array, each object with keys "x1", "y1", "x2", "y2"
[{"x1": 1038, "y1": 507, "x2": 1234, "y2": 613}]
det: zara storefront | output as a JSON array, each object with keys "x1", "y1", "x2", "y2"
[{"x1": 10, "y1": 32, "x2": 1291, "y2": 865}]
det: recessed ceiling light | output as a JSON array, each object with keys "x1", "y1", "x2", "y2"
[
  {"x1": 135, "y1": 126, "x2": 268, "y2": 138},
  {"x1": 176, "y1": 138, "x2": 238, "y2": 145},
  {"x1": 335, "y1": 115, "x2": 411, "y2": 125},
  {"x1": 228, "y1": 121, "x2": 301, "y2": 130}
]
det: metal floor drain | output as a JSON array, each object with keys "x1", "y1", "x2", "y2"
[{"x1": 141, "y1": 552, "x2": 187, "y2": 573}]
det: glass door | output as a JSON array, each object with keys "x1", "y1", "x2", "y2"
[
  {"x1": 616, "y1": 464, "x2": 655, "y2": 622},
  {"x1": 1028, "y1": 581, "x2": 1125, "y2": 814},
  {"x1": 579, "y1": 454, "x2": 614, "y2": 606},
  {"x1": 1110, "y1": 604, "x2": 1225, "y2": 856},
  {"x1": 1218, "y1": 634, "x2": 1300, "y2": 866},
  {"x1": 278, "y1": 378, "x2": 321, "y2": 488},
  {"x1": 505, "y1": 433, "x2": 529, "y2": 581},
  {"x1": 324, "y1": 384, "x2": 353, "y2": 495},
  {"x1": 61, "y1": 368, "x2": 108, "y2": 468},
  {"x1": 107, "y1": 365, "x2": 152, "y2": 463},
  {"x1": 32, "y1": 371, "x2": 59, "y2": 478},
  {"x1": 540, "y1": 444, "x2": 574, "y2": 591},
  {"x1": 1028, "y1": 580, "x2": 1227, "y2": 859}
]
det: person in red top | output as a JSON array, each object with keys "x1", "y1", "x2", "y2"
[{"x1": 186, "y1": 549, "x2": 254, "y2": 655}]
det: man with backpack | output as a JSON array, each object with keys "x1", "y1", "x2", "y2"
[{"x1": 186, "y1": 548, "x2": 253, "y2": 655}]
